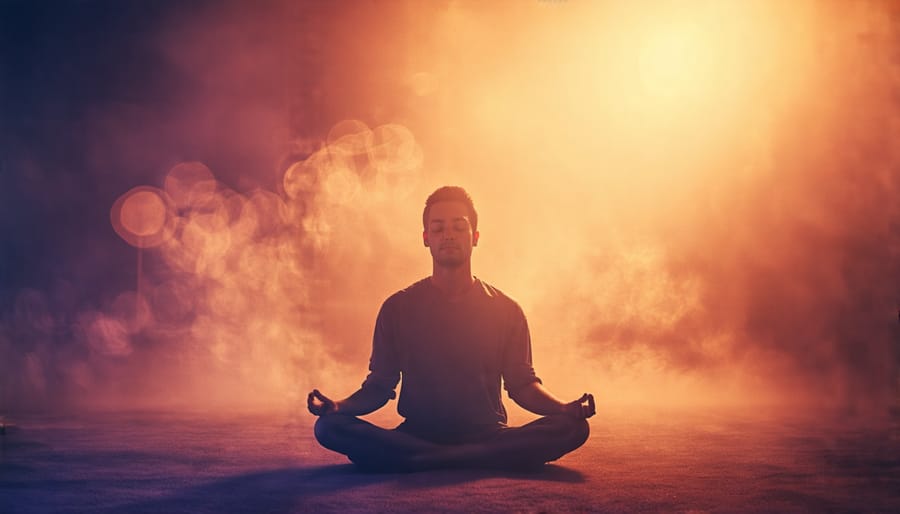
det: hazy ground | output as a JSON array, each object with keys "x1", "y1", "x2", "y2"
[{"x1": 1, "y1": 406, "x2": 898, "y2": 513}]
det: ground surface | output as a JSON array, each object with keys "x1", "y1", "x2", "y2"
[{"x1": 1, "y1": 406, "x2": 898, "y2": 513}]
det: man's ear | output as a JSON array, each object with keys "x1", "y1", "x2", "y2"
[
  {"x1": 472, "y1": 230, "x2": 480, "y2": 247},
  {"x1": 423, "y1": 231, "x2": 430, "y2": 247}
]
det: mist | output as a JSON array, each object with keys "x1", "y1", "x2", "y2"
[{"x1": 1, "y1": 0, "x2": 897, "y2": 418}]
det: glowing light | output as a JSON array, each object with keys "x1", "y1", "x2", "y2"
[
  {"x1": 637, "y1": 23, "x2": 712, "y2": 102},
  {"x1": 164, "y1": 161, "x2": 217, "y2": 210},
  {"x1": 120, "y1": 191, "x2": 166, "y2": 236},
  {"x1": 110, "y1": 186, "x2": 175, "y2": 248}
]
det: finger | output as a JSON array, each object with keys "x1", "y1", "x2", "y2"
[
  {"x1": 587, "y1": 394, "x2": 595, "y2": 413},
  {"x1": 577, "y1": 393, "x2": 588, "y2": 404},
  {"x1": 572, "y1": 401, "x2": 583, "y2": 418}
]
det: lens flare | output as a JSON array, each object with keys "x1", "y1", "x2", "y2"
[
  {"x1": 120, "y1": 191, "x2": 166, "y2": 237},
  {"x1": 164, "y1": 161, "x2": 217, "y2": 210},
  {"x1": 110, "y1": 186, "x2": 175, "y2": 248}
]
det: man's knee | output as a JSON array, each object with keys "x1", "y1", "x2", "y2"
[
  {"x1": 566, "y1": 417, "x2": 590, "y2": 450},
  {"x1": 546, "y1": 415, "x2": 590, "y2": 452},
  {"x1": 314, "y1": 414, "x2": 356, "y2": 451}
]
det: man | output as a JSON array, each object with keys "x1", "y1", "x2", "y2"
[{"x1": 308, "y1": 186, "x2": 595, "y2": 472}]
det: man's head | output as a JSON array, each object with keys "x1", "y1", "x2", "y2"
[{"x1": 422, "y1": 186, "x2": 479, "y2": 268}]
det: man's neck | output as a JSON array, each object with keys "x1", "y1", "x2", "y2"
[{"x1": 430, "y1": 264, "x2": 475, "y2": 298}]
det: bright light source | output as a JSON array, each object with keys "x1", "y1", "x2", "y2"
[{"x1": 637, "y1": 23, "x2": 712, "y2": 103}]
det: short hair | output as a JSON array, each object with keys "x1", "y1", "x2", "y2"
[{"x1": 422, "y1": 186, "x2": 478, "y2": 232}]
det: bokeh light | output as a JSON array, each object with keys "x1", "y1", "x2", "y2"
[
  {"x1": 120, "y1": 191, "x2": 166, "y2": 237},
  {"x1": 164, "y1": 161, "x2": 217, "y2": 211},
  {"x1": 110, "y1": 186, "x2": 175, "y2": 248}
]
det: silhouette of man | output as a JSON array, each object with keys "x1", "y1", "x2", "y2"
[{"x1": 308, "y1": 186, "x2": 595, "y2": 471}]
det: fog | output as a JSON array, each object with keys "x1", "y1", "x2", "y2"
[{"x1": 1, "y1": 0, "x2": 897, "y2": 418}]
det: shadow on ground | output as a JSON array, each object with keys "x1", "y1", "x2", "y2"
[{"x1": 103, "y1": 463, "x2": 585, "y2": 513}]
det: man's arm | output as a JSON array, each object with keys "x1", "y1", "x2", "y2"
[
  {"x1": 307, "y1": 386, "x2": 394, "y2": 417},
  {"x1": 501, "y1": 303, "x2": 595, "y2": 419},
  {"x1": 508, "y1": 381, "x2": 596, "y2": 419},
  {"x1": 308, "y1": 296, "x2": 402, "y2": 417}
]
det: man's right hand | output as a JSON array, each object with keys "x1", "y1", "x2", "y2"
[
  {"x1": 307, "y1": 389, "x2": 338, "y2": 416},
  {"x1": 563, "y1": 393, "x2": 596, "y2": 419}
]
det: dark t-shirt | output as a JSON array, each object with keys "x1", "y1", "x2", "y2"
[{"x1": 361, "y1": 277, "x2": 541, "y2": 436}]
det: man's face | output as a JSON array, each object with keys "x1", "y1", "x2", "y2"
[{"x1": 423, "y1": 201, "x2": 479, "y2": 268}]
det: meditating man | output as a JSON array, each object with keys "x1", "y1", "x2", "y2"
[{"x1": 308, "y1": 186, "x2": 595, "y2": 471}]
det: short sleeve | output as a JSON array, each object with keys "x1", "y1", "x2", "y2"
[
  {"x1": 360, "y1": 299, "x2": 401, "y2": 399},
  {"x1": 501, "y1": 302, "x2": 542, "y2": 394}
]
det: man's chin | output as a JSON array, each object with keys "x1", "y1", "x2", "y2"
[{"x1": 434, "y1": 256, "x2": 466, "y2": 268}]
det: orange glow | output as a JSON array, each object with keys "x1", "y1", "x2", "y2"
[
  {"x1": 110, "y1": 186, "x2": 175, "y2": 248},
  {"x1": 410, "y1": 71, "x2": 438, "y2": 97},
  {"x1": 636, "y1": 21, "x2": 717, "y2": 102},
  {"x1": 86, "y1": 1, "x2": 897, "y2": 415},
  {"x1": 164, "y1": 161, "x2": 217, "y2": 210},
  {"x1": 120, "y1": 191, "x2": 166, "y2": 237}
]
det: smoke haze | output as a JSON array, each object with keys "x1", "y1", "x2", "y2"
[{"x1": 1, "y1": 0, "x2": 897, "y2": 418}]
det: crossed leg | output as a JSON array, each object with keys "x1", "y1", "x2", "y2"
[
  {"x1": 314, "y1": 415, "x2": 437, "y2": 472},
  {"x1": 421, "y1": 415, "x2": 589, "y2": 470},
  {"x1": 314, "y1": 414, "x2": 589, "y2": 472}
]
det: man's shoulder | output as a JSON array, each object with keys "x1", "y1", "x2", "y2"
[
  {"x1": 474, "y1": 278, "x2": 524, "y2": 312},
  {"x1": 396, "y1": 277, "x2": 432, "y2": 297},
  {"x1": 381, "y1": 277, "x2": 432, "y2": 308}
]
